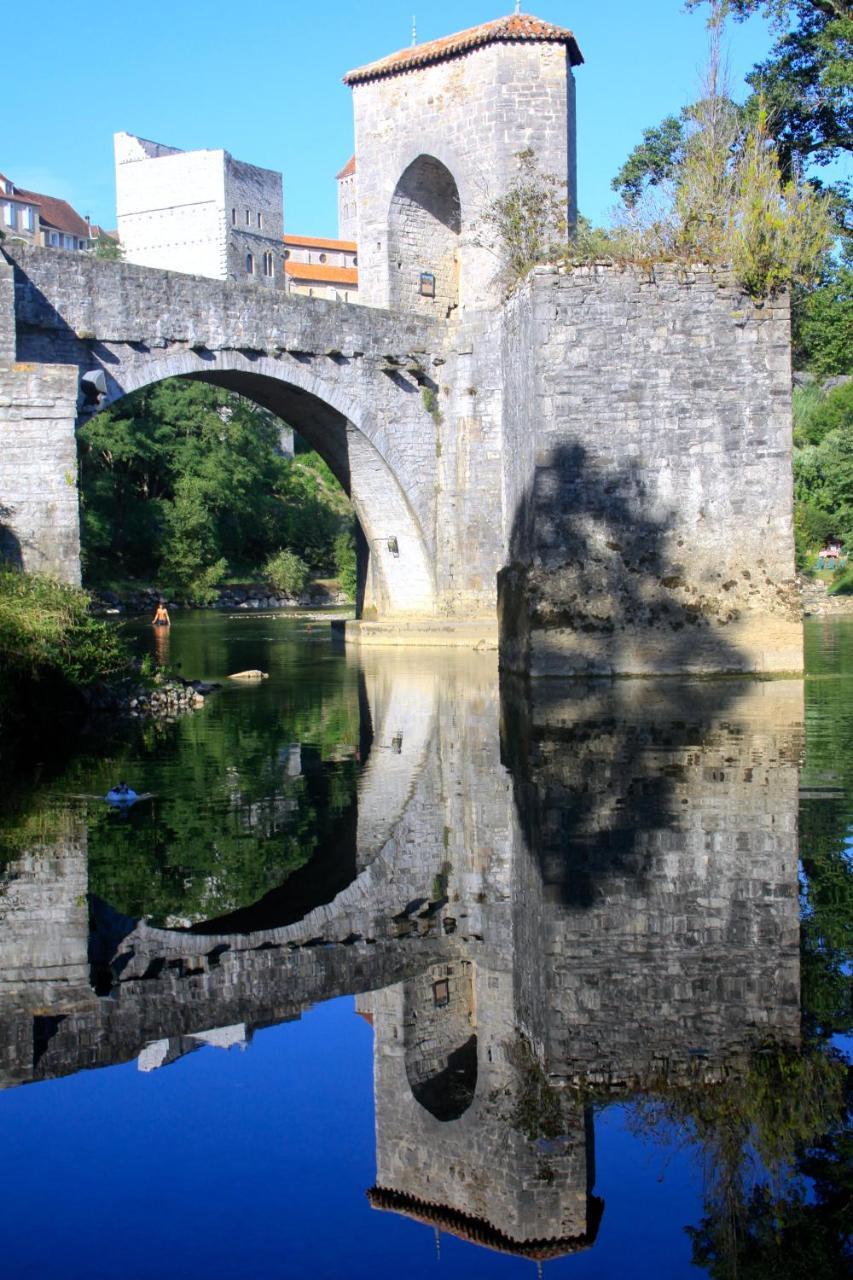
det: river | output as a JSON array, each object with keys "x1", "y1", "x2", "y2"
[{"x1": 0, "y1": 612, "x2": 850, "y2": 1279}]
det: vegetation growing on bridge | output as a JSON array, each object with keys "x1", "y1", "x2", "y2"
[
  {"x1": 487, "y1": 0, "x2": 846, "y2": 316},
  {"x1": 79, "y1": 379, "x2": 357, "y2": 602}
]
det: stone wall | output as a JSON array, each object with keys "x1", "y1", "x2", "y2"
[
  {"x1": 507, "y1": 677, "x2": 803, "y2": 1085},
  {"x1": 0, "y1": 262, "x2": 81, "y2": 579},
  {"x1": 351, "y1": 41, "x2": 577, "y2": 312},
  {"x1": 499, "y1": 264, "x2": 802, "y2": 676}
]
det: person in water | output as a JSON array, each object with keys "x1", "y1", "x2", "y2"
[{"x1": 152, "y1": 600, "x2": 170, "y2": 627}]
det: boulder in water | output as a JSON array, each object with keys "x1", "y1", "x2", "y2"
[{"x1": 227, "y1": 670, "x2": 269, "y2": 681}]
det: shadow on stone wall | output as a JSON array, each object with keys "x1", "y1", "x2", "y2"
[
  {"x1": 499, "y1": 441, "x2": 747, "y2": 677},
  {"x1": 501, "y1": 675, "x2": 749, "y2": 908},
  {"x1": 0, "y1": 506, "x2": 23, "y2": 569}
]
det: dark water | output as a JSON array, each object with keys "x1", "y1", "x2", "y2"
[{"x1": 0, "y1": 613, "x2": 850, "y2": 1279}]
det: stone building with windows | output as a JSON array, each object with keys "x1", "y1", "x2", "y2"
[
  {"x1": 114, "y1": 132, "x2": 286, "y2": 287},
  {"x1": 343, "y1": 13, "x2": 582, "y2": 316},
  {"x1": 283, "y1": 233, "x2": 358, "y2": 301}
]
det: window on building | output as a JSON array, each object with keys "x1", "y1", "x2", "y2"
[
  {"x1": 245, "y1": 209, "x2": 250, "y2": 225},
  {"x1": 231, "y1": 208, "x2": 236, "y2": 225},
  {"x1": 246, "y1": 252, "x2": 254, "y2": 274},
  {"x1": 49, "y1": 231, "x2": 59, "y2": 246},
  {"x1": 319, "y1": 252, "x2": 327, "y2": 263},
  {"x1": 257, "y1": 211, "x2": 263, "y2": 229},
  {"x1": 2, "y1": 202, "x2": 12, "y2": 227},
  {"x1": 352, "y1": 255, "x2": 357, "y2": 266},
  {"x1": 262, "y1": 251, "x2": 273, "y2": 277},
  {"x1": 23, "y1": 207, "x2": 34, "y2": 231}
]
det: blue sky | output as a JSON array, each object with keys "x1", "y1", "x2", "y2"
[{"x1": 4, "y1": 1, "x2": 774, "y2": 236}]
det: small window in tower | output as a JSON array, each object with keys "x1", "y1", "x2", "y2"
[
  {"x1": 433, "y1": 979, "x2": 450, "y2": 1008},
  {"x1": 257, "y1": 212, "x2": 263, "y2": 229},
  {"x1": 420, "y1": 272, "x2": 436, "y2": 298},
  {"x1": 231, "y1": 208, "x2": 236, "y2": 225},
  {"x1": 245, "y1": 208, "x2": 250, "y2": 225},
  {"x1": 246, "y1": 252, "x2": 254, "y2": 274}
]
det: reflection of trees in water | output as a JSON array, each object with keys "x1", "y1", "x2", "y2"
[
  {"x1": 0, "y1": 649, "x2": 364, "y2": 926},
  {"x1": 625, "y1": 1045, "x2": 851, "y2": 1280}
]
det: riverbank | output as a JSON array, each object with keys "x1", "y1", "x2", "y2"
[
  {"x1": 801, "y1": 577, "x2": 853, "y2": 617},
  {"x1": 90, "y1": 578, "x2": 350, "y2": 616}
]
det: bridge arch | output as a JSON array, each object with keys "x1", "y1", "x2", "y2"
[
  {"x1": 89, "y1": 349, "x2": 436, "y2": 618},
  {"x1": 388, "y1": 154, "x2": 461, "y2": 318}
]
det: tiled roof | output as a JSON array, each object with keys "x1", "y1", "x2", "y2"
[
  {"x1": 367, "y1": 1188, "x2": 604, "y2": 1260},
  {"x1": 336, "y1": 155, "x2": 356, "y2": 180},
  {"x1": 15, "y1": 188, "x2": 91, "y2": 238},
  {"x1": 283, "y1": 233, "x2": 357, "y2": 251},
  {"x1": 344, "y1": 13, "x2": 583, "y2": 85},
  {"x1": 285, "y1": 261, "x2": 358, "y2": 286}
]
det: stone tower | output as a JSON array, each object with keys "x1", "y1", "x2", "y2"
[{"x1": 343, "y1": 13, "x2": 583, "y2": 315}]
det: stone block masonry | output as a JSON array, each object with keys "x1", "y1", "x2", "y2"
[
  {"x1": 499, "y1": 263, "x2": 802, "y2": 676},
  {"x1": 351, "y1": 40, "x2": 577, "y2": 314},
  {"x1": 1, "y1": 246, "x2": 802, "y2": 675},
  {"x1": 0, "y1": 264, "x2": 80, "y2": 580}
]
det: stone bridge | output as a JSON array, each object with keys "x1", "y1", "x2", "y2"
[
  {"x1": 0, "y1": 245, "x2": 803, "y2": 675},
  {"x1": 0, "y1": 11, "x2": 804, "y2": 674},
  {"x1": 0, "y1": 247, "x2": 495, "y2": 621}
]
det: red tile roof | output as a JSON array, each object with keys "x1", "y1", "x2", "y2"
[
  {"x1": 285, "y1": 261, "x2": 358, "y2": 286},
  {"x1": 344, "y1": 13, "x2": 583, "y2": 85},
  {"x1": 367, "y1": 1188, "x2": 603, "y2": 1260},
  {"x1": 336, "y1": 155, "x2": 356, "y2": 180},
  {"x1": 15, "y1": 188, "x2": 91, "y2": 239},
  {"x1": 283, "y1": 233, "x2": 356, "y2": 251}
]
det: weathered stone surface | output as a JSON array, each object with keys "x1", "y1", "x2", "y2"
[
  {"x1": 0, "y1": 245, "x2": 801, "y2": 673},
  {"x1": 499, "y1": 265, "x2": 801, "y2": 675}
]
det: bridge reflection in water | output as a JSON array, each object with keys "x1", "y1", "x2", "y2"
[{"x1": 0, "y1": 653, "x2": 803, "y2": 1264}]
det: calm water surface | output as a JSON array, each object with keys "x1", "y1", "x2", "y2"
[{"x1": 0, "y1": 612, "x2": 850, "y2": 1279}]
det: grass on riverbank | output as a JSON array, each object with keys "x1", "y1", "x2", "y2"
[{"x1": 0, "y1": 570, "x2": 131, "y2": 740}]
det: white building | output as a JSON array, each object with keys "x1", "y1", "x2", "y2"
[{"x1": 114, "y1": 132, "x2": 286, "y2": 287}]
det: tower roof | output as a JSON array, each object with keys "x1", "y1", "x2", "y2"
[
  {"x1": 343, "y1": 13, "x2": 583, "y2": 86},
  {"x1": 367, "y1": 1187, "x2": 604, "y2": 1260}
]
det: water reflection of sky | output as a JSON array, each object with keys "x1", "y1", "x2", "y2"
[{"x1": 0, "y1": 998, "x2": 704, "y2": 1280}]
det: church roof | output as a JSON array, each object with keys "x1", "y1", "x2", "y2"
[
  {"x1": 343, "y1": 13, "x2": 583, "y2": 86},
  {"x1": 367, "y1": 1187, "x2": 603, "y2": 1260}
]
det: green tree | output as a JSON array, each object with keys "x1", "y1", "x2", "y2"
[
  {"x1": 93, "y1": 233, "x2": 123, "y2": 260},
  {"x1": 793, "y1": 263, "x2": 853, "y2": 374},
  {"x1": 686, "y1": 0, "x2": 853, "y2": 183},
  {"x1": 264, "y1": 548, "x2": 309, "y2": 597},
  {"x1": 78, "y1": 379, "x2": 355, "y2": 590},
  {"x1": 334, "y1": 526, "x2": 358, "y2": 601}
]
